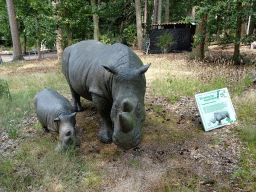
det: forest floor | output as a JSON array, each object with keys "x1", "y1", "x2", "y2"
[{"x1": 0, "y1": 44, "x2": 256, "y2": 191}]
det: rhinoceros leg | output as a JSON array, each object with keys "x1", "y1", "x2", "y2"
[
  {"x1": 92, "y1": 93, "x2": 113, "y2": 143},
  {"x1": 69, "y1": 86, "x2": 85, "y2": 112}
]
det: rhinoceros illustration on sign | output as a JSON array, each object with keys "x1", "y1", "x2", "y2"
[
  {"x1": 62, "y1": 40, "x2": 150, "y2": 149},
  {"x1": 210, "y1": 111, "x2": 230, "y2": 125}
]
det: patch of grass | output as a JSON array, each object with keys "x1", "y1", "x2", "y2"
[
  {"x1": 154, "y1": 105, "x2": 163, "y2": 112},
  {"x1": 234, "y1": 91, "x2": 256, "y2": 124},
  {"x1": 0, "y1": 89, "x2": 36, "y2": 138},
  {"x1": 151, "y1": 70, "x2": 253, "y2": 98},
  {"x1": 127, "y1": 159, "x2": 140, "y2": 169},
  {"x1": 151, "y1": 75, "x2": 229, "y2": 98},
  {"x1": 0, "y1": 135, "x2": 102, "y2": 191},
  {"x1": 231, "y1": 90, "x2": 256, "y2": 190},
  {"x1": 231, "y1": 149, "x2": 256, "y2": 191},
  {"x1": 159, "y1": 168, "x2": 201, "y2": 191},
  {"x1": 2, "y1": 71, "x2": 69, "y2": 94},
  {"x1": 0, "y1": 71, "x2": 70, "y2": 138},
  {"x1": 0, "y1": 79, "x2": 12, "y2": 100}
]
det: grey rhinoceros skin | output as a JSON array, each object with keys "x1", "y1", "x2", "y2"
[
  {"x1": 34, "y1": 89, "x2": 77, "y2": 151},
  {"x1": 62, "y1": 40, "x2": 150, "y2": 149},
  {"x1": 210, "y1": 111, "x2": 230, "y2": 125}
]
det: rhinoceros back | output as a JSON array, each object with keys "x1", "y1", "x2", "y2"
[
  {"x1": 34, "y1": 89, "x2": 74, "y2": 132},
  {"x1": 62, "y1": 40, "x2": 144, "y2": 101}
]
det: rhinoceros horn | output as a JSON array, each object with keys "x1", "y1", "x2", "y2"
[{"x1": 119, "y1": 112, "x2": 134, "y2": 133}]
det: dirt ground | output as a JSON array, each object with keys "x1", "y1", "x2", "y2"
[{"x1": 1, "y1": 44, "x2": 255, "y2": 191}]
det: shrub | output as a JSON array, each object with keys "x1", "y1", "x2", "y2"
[
  {"x1": 156, "y1": 33, "x2": 174, "y2": 54},
  {"x1": 123, "y1": 25, "x2": 137, "y2": 47}
]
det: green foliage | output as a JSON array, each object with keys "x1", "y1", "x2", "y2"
[
  {"x1": 100, "y1": 33, "x2": 121, "y2": 45},
  {"x1": 122, "y1": 25, "x2": 137, "y2": 47},
  {"x1": 156, "y1": 33, "x2": 174, "y2": 54},
  {"x1": 0, "y1": 79, "x2": 11, "y2": 100},
  {"x1": 100, "y1": 34, "x2": 111, "y2": 44}
]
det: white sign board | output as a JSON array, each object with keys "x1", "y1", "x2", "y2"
[{"x1": 195, "y1": 88, "x2": 237, "y2": 131}]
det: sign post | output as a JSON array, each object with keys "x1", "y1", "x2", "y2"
[{"x1": 195, "y1": 88, "x2": 237, "y2": 131}]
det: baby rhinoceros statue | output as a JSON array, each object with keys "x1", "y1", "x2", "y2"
[
  {"x1": 34, "y1": 89, "x2": 77, "y2": 151},
  {"x1": 62, "y1": 40, "x2": 150, "y2": 149}
]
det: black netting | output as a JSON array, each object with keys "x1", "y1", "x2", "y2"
[{"x1": 149, "y1": 28, "x2": 192, "y2": 54}]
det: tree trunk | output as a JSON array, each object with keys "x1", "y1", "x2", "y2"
[
  {"x1": 192, "y1": 7, "x2": 196, "y2": 19},
  {"x1": 143, "y1": 0, "x2": 147, "y2": 35},
  {"x1": 22, "y1": 33, "x2": 26, "y2": 55},
  {"x1": 35, "y1": 11, "x2": 41, "y2": 60},
  {"x1": 152, "y1": 0, "x2": 158, "y2": 28},
  {"x1": 241, "y1": 22, "x2": 246, "y2": 39},
  {"x1": 216, "y1": 16, "x2": 221, "y2": 42},
  {"x1": 189, "y1": 14, "x2": 207, "y2": 60},
  {"x1": 224, "y1": 2, "x2": 231, "y2": 39},
  {"x1": 52, "y1": 1, "x2": 64, "y2": 61},
  {"x1": 187, "y1": 6, "x2": 196, "y2": 19},
  {"x1": 165, "y1": 0, "x2": 169, "y2": 23},
  {"x1": 66, "y1": 24, "x2": 72, "y2": 46},
  {"x1": 157, "y1": 0, "x2": 162, "y2": 28},
  {"x1": 233, "y1": 1, "x2": 242, "y2": 65},
  {"x1": 64, "y1": 9, "x2": 72, "y2": 46},
  {"x1": 135, "y1": 0, "x2": 143, "y2": 50},
  {"x1": 91, "y1": 0, "x2": 99, "y2": 41},
  {"x1": 247, "y1": 15, "x2": 255, "y2": 36},
  {"x1": 56, "y1": 27, "x2": 64, "y2": 61},
  {"x1": 204, "y1": 15, "x2": 210, "y2": 50},
  {"x1": 6, "y1": 0, "x2": 23, "y2": 61}
]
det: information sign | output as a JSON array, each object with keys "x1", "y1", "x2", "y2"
[{"x1": 195, "y1": 88, "x2": 237, "y2": 131}]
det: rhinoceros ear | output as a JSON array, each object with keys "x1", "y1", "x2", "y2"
[
  {"x1": 102, "y1": 65, "x2": 118, "y2": 75},
  {"x1": 138, "y1": 63, "x2": 151, "y2": 75}
]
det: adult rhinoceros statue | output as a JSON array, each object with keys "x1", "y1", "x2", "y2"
[{"x1": 62, "y1": 40, "x2": 150, "y2": 149}]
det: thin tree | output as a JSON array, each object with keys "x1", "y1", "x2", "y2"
[
  {"x1": 216, "y1": 16, "x2": 221, "y2": 42},
  {"x1": 157, "y1": 0, "x2": 162, "y2": 28},
  {"x1": 165, "y1": 0, "x2": 169, "y2": 23},
  {"x1": 64, "y1": 8, "x2": 72, "y2": 46},
  {"x1": 247, "y1": 0, "x2": 255, "y2": 36},
  {"x1": 135, "y1": 0, "x2": 143, "y2": 50},
  {"x1": 6, "y1": 0, "x2": 23, "y2": 61},
  {"x1": 35, "y1": 11, "x2": 41, "y2": 60},
  {"x1": 152, "y1": 0, "x2": 158, "y2": 28},
  {"x1": 233, "y1": 1, "x2": 242, "y2": 65},
  {"x1": 91, "y1": 0, "x2": 99, "y2": 41},
  {"x1": 247, "y1": 15, "x2": 255, "y2": 36},
  {"x1": 224, "y1": 2, "x2": 231, "y2": 39},
  {"x1": 52, "y1": 0, "x2": 64, "y2": 61},
  {"x1": 144, "y1": 0, "x2": 148, "y2": 35}
]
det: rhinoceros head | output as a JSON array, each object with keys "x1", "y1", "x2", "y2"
[
  {"x1": 54, "y1": 112, "x2": 77, "y2": 151},
  {"x1": 103, "y1": 63, "x2": 150, "y2": 149}
]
